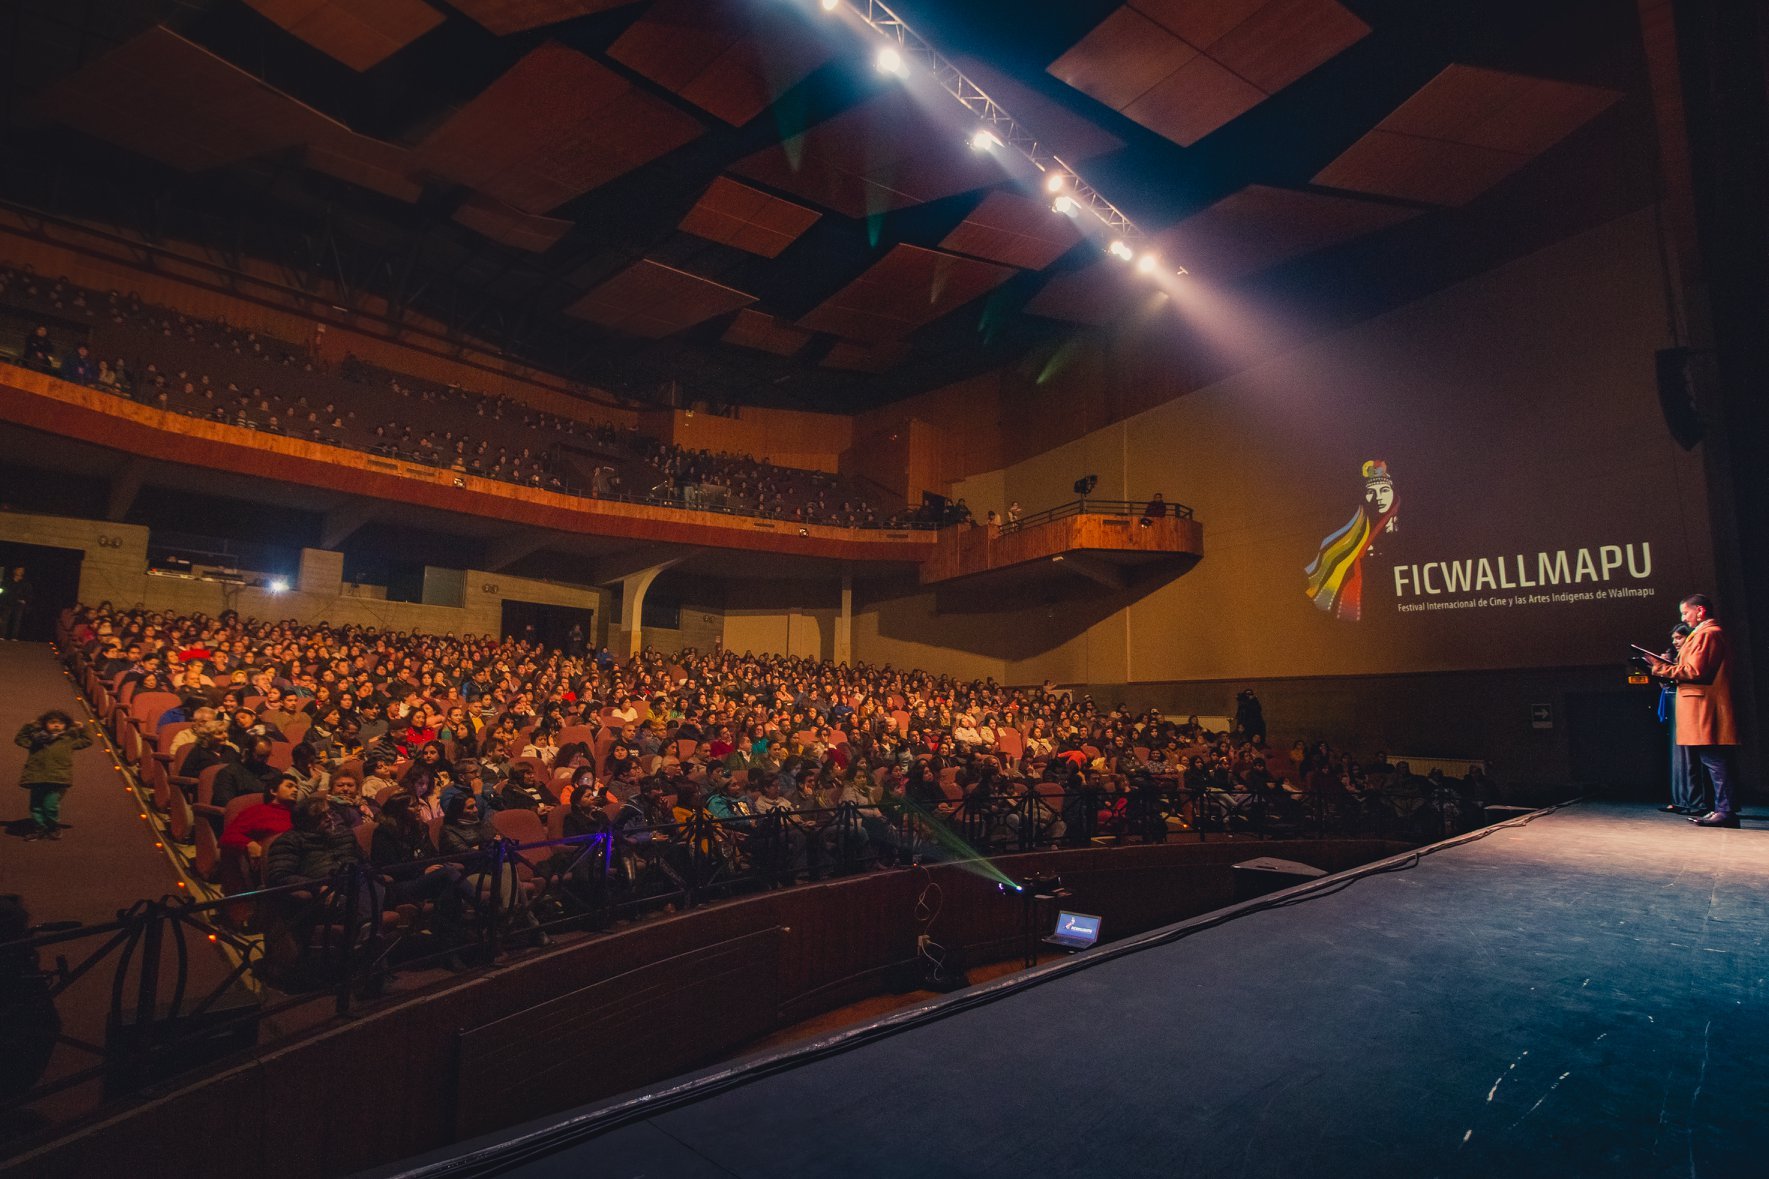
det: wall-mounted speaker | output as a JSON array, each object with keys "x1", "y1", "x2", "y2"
[{"x1": 1655, "y1": 347, "x2": 1704, "y2": 451}]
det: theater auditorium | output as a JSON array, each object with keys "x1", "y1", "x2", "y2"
[{"x1": 0, "y1": 0, "x2": 1764, "y2": 1176}]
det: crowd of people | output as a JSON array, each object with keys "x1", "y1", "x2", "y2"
[
  {"x1": 71, "y1": 601, "x2": 1489, "y2": 884},
  {"x1": 0, "y1": 262, "x2": 900, "y2": 526}
]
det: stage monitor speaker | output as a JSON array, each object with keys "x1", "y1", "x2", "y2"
[{"x1": 1655, "y1": 347, "x2": 1703, "y2": 450}]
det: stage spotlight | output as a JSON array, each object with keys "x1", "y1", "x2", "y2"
[
  {"x1": 267, "y1": 577, "x2": 289, "y2": 594},
  {"x1": 1045, "y1": 172, "x2": 1066, "y2": 193},
  {"x1": 1052, "y1": 195, "x2": 1078, "y2": 216},
  {"x1": 1108, "y1": 240, "x2": 1133, "y2": 262},
  {"x1": 820, "y1": 0, "x2": 839, "y2": 9},
  {"x1": 1136, "y1": 252, "x2": 1158, "y2": 274},
  {"x1": 875, "y1": 45, "x2": 908, "y2": 77},
  {"x1": 970, "y1": 128, "x2": 1002, "y2": 152}
]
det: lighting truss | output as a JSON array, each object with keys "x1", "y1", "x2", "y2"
[{"x1": 833, "y1": 0, "x2": 1179, "y2": 268}]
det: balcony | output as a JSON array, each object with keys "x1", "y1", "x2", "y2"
[{"x1": 919, "y1": 499, "x2": 1205, "y2": 591}]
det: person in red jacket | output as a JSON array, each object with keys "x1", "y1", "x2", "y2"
[{"x1": 221, "y1": 775, "x2": 299, "y2": 862}]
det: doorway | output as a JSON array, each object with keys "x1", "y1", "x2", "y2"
[
  {"x1": 499, "y1": 599, "x2": 593, "y2": 655},
  {"x1": 1565, "y1": 689, "x2": 1667, "y2": 800},
  {"x1": 0, "y1": 541, "x2": 84, "y2": 643}
]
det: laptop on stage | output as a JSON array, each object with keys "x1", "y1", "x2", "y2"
[{"x1": 1044, "y1": 910, "x2": 1102, "y2": 951}]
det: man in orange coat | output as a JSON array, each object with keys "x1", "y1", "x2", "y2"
[{"x1": 1646, "y1": 594, "x2": 1742, "y2": 827}]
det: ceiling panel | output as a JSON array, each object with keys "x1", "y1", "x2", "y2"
[
  {"x1": 1134, "y1": 0, "x2": 1265, "y2": 49},
  {"x1": 453, "y1": 194, "x2": 573, "y2": 252},
  {"x1": 1206, "y1": 0, "x2": 1371, "y2": 93},
  {"x1": 679, "y1": 176, "x2": 820, "y2": 257},
  {"x1": 1153, "y1": 184, "x2": 1418, "y2": 280},
  {"x1": 796, "y1": 244, "x2": 1015, "y2": 343},
  {"x1": 35, "y1": 27, "x2": 333, "y2": 172},
  {"x1": 564, "y1": 259, "x2": 755, "y2": 337},
  {"x1": 939, "y1": 190, "x2": 1084, "y2": 270},
  {"x1": 730, "y1": 91, "x2": 1007, "y2": 218},
  {"x1": 722, "y1": 308, "x2": 814, "y2": 357},
  {"x1": 415, "y1": 42, "x2": 703, "y2": 214},
  {"x1": 1022, "y1": 263, "x2": 1142, "y2": 326},
  {"x1": 1048, "y1": 8, "x2": 1198, "y2": 114},
  {"x1": 1313, "y1": 131, "x2": 1529, "y2": 205},
  {"x1": 449, "y1": 0, "x2": 633, "y2": 36},
  {"x1": 242, "y1": 0, "x2": 444, "y2": 72},
  {"x1": 1376, "y1": 64, "x2": 1623, "y2": 156},
  {"x1": 608, "y1": 0, "x2": 833, "y2": 127},
  {"x1": 1313, "y1": 65, "x2": 1621, "y2": 205},
  {"x1": 1048, "y1": 0, "x2": 1369, "y2": 147},
  {"x1": 1121, "y1": 55, "x2": 1266, "y2": 148},
  {"x1": 306, "y1": 130, "x2": 422, "y2": 202},
  {"x1": 822, "y1": 339, "x2": 908, "y2": 373}
]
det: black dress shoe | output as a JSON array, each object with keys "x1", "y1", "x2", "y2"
[{"x1": 1692, "y1": 812, "x2": 1741, "y2": 828}]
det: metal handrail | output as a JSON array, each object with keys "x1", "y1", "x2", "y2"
[
  {"x1": 0, "y1": 777, "x2": 1479, "y2": 1136},
  {"x1": 997, "y1": 498, "x2": 1195, "y2": 533}
]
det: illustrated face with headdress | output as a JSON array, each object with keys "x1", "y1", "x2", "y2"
[
  {"x1": 1365, "y1": 475, "x2": 1394, "y2": 516},
  {"x1": 1360, "y1": 460, "x2": 1396, "y2": 524}
]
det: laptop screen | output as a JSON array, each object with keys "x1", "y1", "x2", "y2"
[{"x1": 1052, "y1": 911, "x2": 1101, "y2": 946}]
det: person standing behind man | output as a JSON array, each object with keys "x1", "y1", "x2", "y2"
[
  {"x1": 1655, "y1": 624, "x2": 1708, "y2": 815},
  {"x1": 1645, "y1": 595, "x2": 1742, "y2": 827}
]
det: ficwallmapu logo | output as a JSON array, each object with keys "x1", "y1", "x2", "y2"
[{"x1": 1304, "y1": 459, "x2": 1397, "y2": 622}]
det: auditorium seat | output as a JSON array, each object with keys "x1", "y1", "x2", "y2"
[
  {"x1": 154, "y1": 721, "x2": 192, "y2": 761},
  {"x1": 215, "y1": 795, "x2": 268, "y2": 896},
  {"x1": 937, "y1": 767, "x2": 962, "y2": 803},
  {"x1": 557, "y1": 724, "x2": 596, "y2": 748}
]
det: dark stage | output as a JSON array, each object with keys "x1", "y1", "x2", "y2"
[{"x1": 380, "y1": 802, "x2": 1769, "y2": 1179}]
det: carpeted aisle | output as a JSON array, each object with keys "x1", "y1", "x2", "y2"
[
  {"x1": 0, "y1": 641, "x2": 185, "y2": 925},
  {"x1": 449, "y1": 802, "x2": 1769, "y2": 1179}
]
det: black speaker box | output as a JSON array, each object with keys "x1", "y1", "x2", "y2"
[{"x1": 1656, "y1": 347, "x2": 1703, "y2": 450}]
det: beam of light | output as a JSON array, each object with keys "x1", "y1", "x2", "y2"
[
  {"x1": 897, "y1": 796, "x2": 1020, "y2": 888},
  {"x1": 1036, "y1": 335, "x2": 1084, "y2": 386},
  {"x1": 820, "y1": 0, "x2": 840, "y2": 10},
  {"x1": 1136, "y1": 252, "x2": 1159, "y2": 274},
  {"x1": 875, "y1": 45, "x2": 908, "y2": 77}
]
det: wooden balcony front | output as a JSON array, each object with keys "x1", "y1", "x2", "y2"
[
  {"x1": 0, "y1": 366, "x2": 935, "y2": 564},
  {"x1": 919, "y1": 501, "x2": 1205, "y2": 590}
]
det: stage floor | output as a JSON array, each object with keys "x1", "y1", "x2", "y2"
[{"x1": 392, "y1": 801, "x2": 1769, "y2": 1179}]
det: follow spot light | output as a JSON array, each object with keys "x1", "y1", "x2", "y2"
[
  {"x1": 1045, "y1": 172, "x2": 1067, "y2": 193},
  {"x1": 970, "y1": 128, "x2": 1002, "y2": 152},
  {"x1": 875, "y1": 45, "x2": 909, "y2": 77},
  {"x1": 1108, "y1": 240, "x2": 1134, "y2": 262},
  {"x1": 1052, "y1": 195, "x2": 1078, "y2": 216}
]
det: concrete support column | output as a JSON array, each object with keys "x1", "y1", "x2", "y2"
[
  {"x1": 834, "y1": 575, "x2": 853, "y2": 666},
  {"x1": 105, "y1": 457, "x2": 148, "y2": 522},
  {"x1": 613, "y1": 559, "x2": 681, "y2": 658}
]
